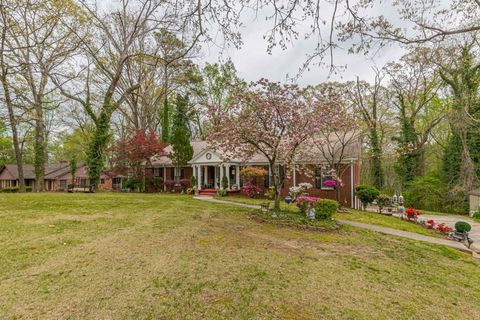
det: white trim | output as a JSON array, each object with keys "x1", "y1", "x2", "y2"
[{"x1": 350, "y1": 160, "x2": 354, "y2": 209}]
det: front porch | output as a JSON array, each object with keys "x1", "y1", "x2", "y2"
[{"x1": 191, "y1": 164, "x2": 241, "y2": 191}]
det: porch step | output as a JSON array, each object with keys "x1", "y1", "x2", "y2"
[{"x1": 199, "y1": 189, "x2": 217, "y2": 196}]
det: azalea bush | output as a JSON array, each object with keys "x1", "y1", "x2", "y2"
[
  {"x1": 323, "y1": 179, "x2": 344, "y2": 188},
  {"x1": 179, "y1": 179, "x2": 190, "y2": 191},
  {"x1": 240, "y1": 167, "x2": 267, "y2": 182},
  {"x1": 405, "y1": 206, "x2": 422, "y2": 221},
  {"x1": 436, "y1": 223, "x2": 452, "y2": 234},
  {"x1": 425, "y1": 219, "x2": 436, "y2": 229},
  {"x1": 242, "y1": 181, "x2": 261, "y2": 198},
  {"x1": 289, "y1": 183, "x2": 313, "y2": 198},
  {"x1": 164, "y1": 179, "x2": 175, "y2": 192},
  {"x1": 295, "y1": 195, "x2": 320, "y2": 215}
]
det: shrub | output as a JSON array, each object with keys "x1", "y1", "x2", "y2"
[
  {"x1": 425, "y1": 219, "x2": 436, "y2": 229},
  {"x1": 405, "y1": 206, "x2": 422, "y2": 220},
  {"x1": 314, "y1": 199, "x2": 339, "y2": 220},
  {"x1": 217, "y1": 189, "x2": 227, "y2": 197},
  {"x1": 454, "y1": 221, "x2": 471, "y2": 233},
  {"x1": 264, "y1": 186, "x2": 275, "y2": 200},
  {"x1": 295, "y1": 195, "x2": 320, "y2": 215},
  {"x1": 222, "y1": 176, "x2": 228, "y2": 190},
  {"x1": 376, "y1": 194, "x2": 391, "y2": 213},
  {"x1": 190, "y1": 175, "x2": 197, "y2": 187},
  {"x1": 436, "y1": 223, "x2": 452, "y2": 234},
  {"x1": 298, "y1": 182, "x2": 313, "y2": 192},
  {"x1": 153, "y1": 177, "x2": 163, "y2": 188},
  {"x1": 124, "y1": 178, "x2": 142, "y2": 191},
  {"x1": 240, "y1": 167, "x2": 267, "y2": 182},
  {"x1": 472, "y1": 210, "x2": 480, "y2": 219},
  {"x1": 179, "y1": 179, "x2": 190, "y2": 189},
  {"x1": 242, "y1": 181, "x2": 261, "y2": 198},
  {"x1": 164, "y1": 179, "x2": 175, "y2": 191},
  {"x1": 0, "y1": 187, "x2": 19, "y2": 193},
  {"x1": 355, "y1": 185, "x2": 380, "y2": 209}
]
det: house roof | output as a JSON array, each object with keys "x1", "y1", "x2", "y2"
[
  {"x1": 0, "y1": 162, "x2": 80, "y2": 180},
  {"x1": 150, "y1": 135, "x2": 361, "y2": 167}
]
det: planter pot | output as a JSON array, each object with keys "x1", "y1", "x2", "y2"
[{"x1": 285, "y1": 196, "x2": 292, "y2": 204}]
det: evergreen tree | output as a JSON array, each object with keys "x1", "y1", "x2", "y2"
[{"x1": 169, "y1": 94, "x2": 193, "y2": 182}]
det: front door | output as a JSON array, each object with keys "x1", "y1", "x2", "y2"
[{"x1": 206, "y1": 166, "x2": 215, "y2": 188}]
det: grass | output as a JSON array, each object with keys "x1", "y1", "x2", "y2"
[
  {"x1": 337, "y1": 210, "x2": 447, "y2": 238},
  {"x1": 1, "y1": 193, "x2": 480, "y2": 319},
  {"x1": 218, "y1": 195, "x2": 447, "y2": 238}
]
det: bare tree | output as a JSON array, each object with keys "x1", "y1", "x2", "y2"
[
  {"x1": 0, "y1": 0, "x2": 26, "y2": 191},
  {"x1": 308, "y1": 83, "x2": 360, "y2": 206},
  {"x1": 346, "y1": 70, "x2": 391, "y2": 189},
  {"x1": 385, "y1": 49, "x2": 445, "y2": 184},
  {"x1": 1, "y1": 0, "x2": 82, "y2": 191}
]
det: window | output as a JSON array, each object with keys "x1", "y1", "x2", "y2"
[
  {"x1": 60, "y1": 180, "x2": 67, "y2": 190},
  {"x1": 170, "y1": 168, "x2": 175, "y2": 180},
  {"x1": 263, "y1": 165, "x2": 270, "y2": 188},
  {"x1": 315, "y1": 166, "x2": 334, "y2": 190},
  {"x1": 113, "y1": 177, "x2": 122, "y2": 189},
  {"x1": 100, "y1": 179, "x2": 105, "y2": 185}
]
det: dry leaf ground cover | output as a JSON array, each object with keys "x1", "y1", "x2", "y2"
[{"x1": 1, "y1": 193, "x2": 480, "y2": 319}]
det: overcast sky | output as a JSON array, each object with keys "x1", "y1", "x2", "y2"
[{"x1": 200, "y1": 3, "x2": 407, "y2": 86}]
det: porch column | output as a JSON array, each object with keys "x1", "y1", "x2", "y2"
[
  {"x1": 204, "y1": 166, "x2": 208, "y2": 187},
  {"x1": 226, "y1": 164, "x2": 231, "y2": 189},
  {"x1": 197, "y1": 165, "x2": 202, "y2": 190},
  {"x1": 219, "y1": 164, "x2": 224, "y2": 189},
  {"x1": 163, "y1": 166, "x2": 167, "y2": 192},
  {"x1": 235, "y1": 165, "x2": 240, "y2": 188}
]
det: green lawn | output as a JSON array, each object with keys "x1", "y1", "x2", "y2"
[
  {"x1": 1, "y1": 193, "x2": 480, "y2": 319},
  {"x1": 218, "y1": 195, "x2": 446, "y2": 238}
]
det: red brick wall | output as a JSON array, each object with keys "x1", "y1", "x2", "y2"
[{"x1": 281, "y1": 164, "x2": 356, "y2": 208}]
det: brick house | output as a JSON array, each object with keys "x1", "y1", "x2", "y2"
[
  {"x1": 0, "y1": 163, "x2": 120, "y2": 192},
  {"x1": 148, "y1": 139, "x2": 362, "y2": 208}
]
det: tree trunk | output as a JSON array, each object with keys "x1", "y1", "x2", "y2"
[
  {"x1": 0, "y1": 76, "x2": 26, "y2": 192},
  {"x1": 369, "y1": 128, "x2": 384, "y2": 189},
  {"x1": 87, "y1": 111, "x2": 111, "y2": 187},
  {"x1": 34, "y1": 104, "x2": 46, "y2": 192},
  {"x1": 272, "y1": 165, "x2": 282, "y2": 211}
]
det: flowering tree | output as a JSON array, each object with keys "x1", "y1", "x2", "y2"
[
  {"x1": 305, "y1": 83, "x2": 360, "y2": 205},
  {"x1": 107, "y1": 129, "x2": 167, "y2": 191},
  {"x1": 206, "y1": 79, "x2": 343, "y2": 210}
]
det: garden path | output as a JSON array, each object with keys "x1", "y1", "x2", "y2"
[
  {"x1": 367, "y1": 205, "x2": 480, "y2": 253},
  {"x1": 193, "y1": 196, "x2": 480, "y2": 258}
]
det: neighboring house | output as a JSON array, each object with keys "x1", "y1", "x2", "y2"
[
  {"x1": 0, "y1": 163, "x2": 121, "y2": 192},
  {"x1": 148, "y1": 139, "x2": 362, "y2": 208},
  {"x1": 0, "y1": 163, "x2": 69, "y2": 191}
]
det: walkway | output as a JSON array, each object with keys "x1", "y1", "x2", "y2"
[
  {"x1": 366, "y1": 205, "x2": 480, "y2": 253},
  {"x1": 194, "y1": 196, "x2": 480, "y2": 258}
]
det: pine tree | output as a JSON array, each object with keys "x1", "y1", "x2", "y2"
[{"x1": 169, "y1": 94, "x2": 193, "y2": 182}]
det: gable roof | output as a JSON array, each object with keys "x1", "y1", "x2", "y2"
[
  {"x1": 0, "y1": 163, "x2": 74, "y2": 180},
  {"x1": 149, "y1": 135, "x2": 361, "y2": 167}
]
